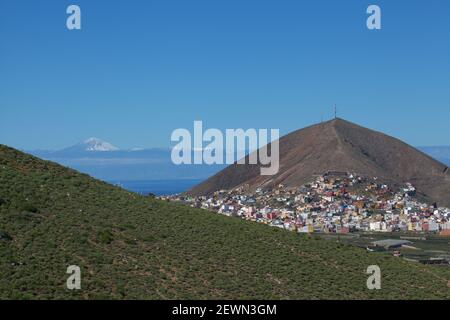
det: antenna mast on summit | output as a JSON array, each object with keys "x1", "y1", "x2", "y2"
[{"x1": 334, "y1": 104, "x2": 337, "y2": 119}]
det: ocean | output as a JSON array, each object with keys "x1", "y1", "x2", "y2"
[{"x1": 109, "y1": 179, "x2": 202, "y2": 196}]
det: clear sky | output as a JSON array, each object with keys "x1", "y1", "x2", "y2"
[{"x1": 1, "y1": 0, "x2": 449, "y2": 150}]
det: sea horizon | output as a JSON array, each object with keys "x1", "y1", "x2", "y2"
[{"x1": 108, "y1": 178, "x2": 203, "y2": 196}]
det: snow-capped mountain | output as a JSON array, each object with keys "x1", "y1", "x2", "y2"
[
  {"x1": 81, "y1": 137, "x2": 120, "y2": 151},
  {"x1": 61, "y1": 137, "x2": 120, "y2": 153}
]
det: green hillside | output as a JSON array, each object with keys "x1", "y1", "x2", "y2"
[{"x1": 0, "y1": 144, "x2": 448, "y2": 300}]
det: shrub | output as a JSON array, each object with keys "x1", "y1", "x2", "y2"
[
  {"x1": 20, "y1": 203, "x2": 39, "y2": 213},
  {"x1": 97, "y1": 230, "x2": 113, "y2": 244},
  {"x1": 0, "y1": 230, "x2": 12, "y2": 241}
]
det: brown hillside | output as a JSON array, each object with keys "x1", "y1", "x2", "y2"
[{"x1": 188, "y1": 118, "x2": 450, "y2": 207}]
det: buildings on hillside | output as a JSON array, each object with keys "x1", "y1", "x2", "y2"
[{"x1": 162, "y1": 173, "x2": 450, "y2": 236}]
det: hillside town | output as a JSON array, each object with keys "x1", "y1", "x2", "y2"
[{"x1": 161, "y1": 172, "x2": 450, "y2": 236}]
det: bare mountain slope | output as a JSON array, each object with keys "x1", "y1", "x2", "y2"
[{"x1": 188, "y1": 118, "x2": 450, "y2": 207}]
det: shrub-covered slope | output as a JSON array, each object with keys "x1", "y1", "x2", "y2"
[{"x1": 0, "y1": 144, "x2": 448, "y2": 299}]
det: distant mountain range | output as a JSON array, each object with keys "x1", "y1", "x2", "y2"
[
  {"x1": 188, "y1": 118, "x2": 450, "y2": 207},
  {"x1": 27, "y1": 136, "x2": 450, "y2": 186},
  {"x1": 29, "y1": 138, "x2": 225, "y2": 181},
  {"x1": 418, "y1": 146, "x2": 450, "y2": 166}
]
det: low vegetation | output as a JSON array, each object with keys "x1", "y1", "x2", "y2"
[{"x1": 0, "y1": 144, "x2": 449, "y2": 299}]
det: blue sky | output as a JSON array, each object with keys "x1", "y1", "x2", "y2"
[{"x1": 0, "y1": 0, "x2": 449, "y2": 150}]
